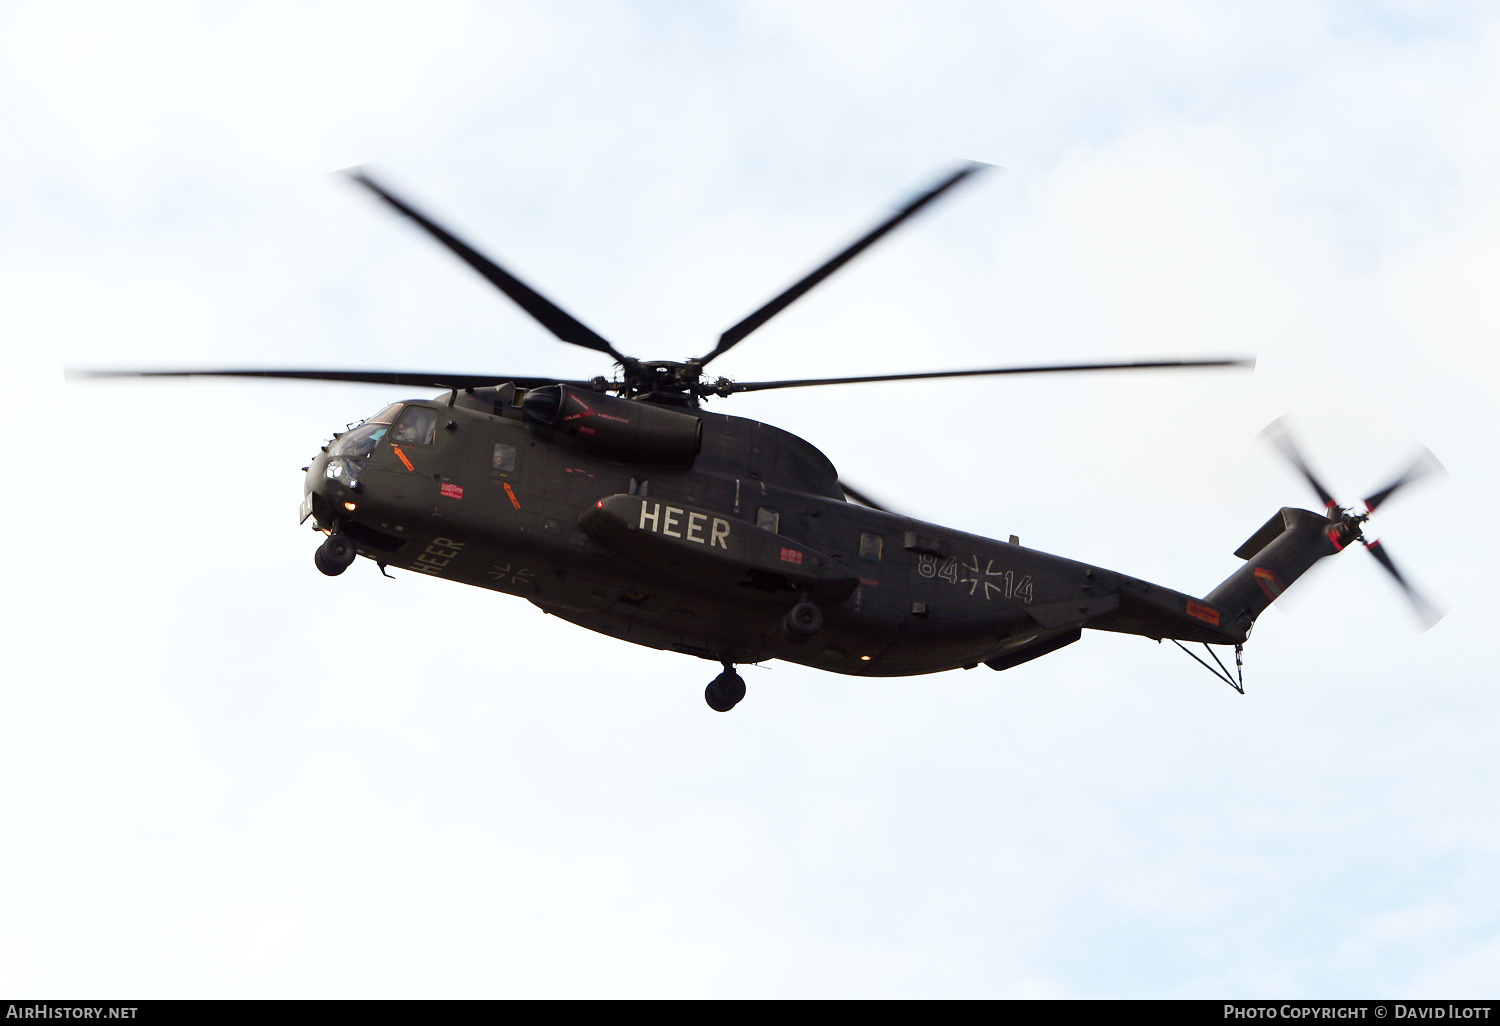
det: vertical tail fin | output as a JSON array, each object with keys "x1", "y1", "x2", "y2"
[{"x1": 1206, "y1": 507, "x2": 1338, "y2": 630}]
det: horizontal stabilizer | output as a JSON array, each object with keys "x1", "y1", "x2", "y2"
[{"x1": 1233, "y1": 507, "x2": 1303, "y2": 560}]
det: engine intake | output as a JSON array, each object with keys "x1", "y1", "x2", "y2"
[{"x1": 521, "y1": 385, "x2": 702, "y2": 467}]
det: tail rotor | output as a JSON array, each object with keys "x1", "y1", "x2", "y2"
[
  {"x1": 1260, "y1": 417, "x2": 1445, "y2": 630},
  {"x1": 1362, "y1": 446, "x2": 1445, "y2": 514}
]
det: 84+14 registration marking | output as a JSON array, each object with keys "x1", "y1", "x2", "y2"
[{"x1": 918, "y1": 554, "x2": 1033, "y2": 604}]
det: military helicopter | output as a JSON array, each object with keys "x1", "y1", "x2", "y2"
[{"x1": 76, "y1": 163, "x2": 1442, "y2": 711}]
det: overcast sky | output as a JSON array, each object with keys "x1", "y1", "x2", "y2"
[{"x1": 2, "y1": 0, "x2": 1498, "y2": 998}]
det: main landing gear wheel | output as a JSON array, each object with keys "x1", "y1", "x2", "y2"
[
  {"x1": 782, "y1": 601, "x2": 823, "y2": 643},
  {"x1": 705, "y1": 665, "x2": 746, "y2": 713},
  {"x1": 314, "y1": 534, "x2": 358, "y2": 576}
]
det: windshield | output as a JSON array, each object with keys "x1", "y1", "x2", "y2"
[
  {"x1": 328, "y1": 404, "x2": 403, "y2": 458},
  {"x1": 329, "y1": 421, "x2": 389, "y2": 458}
]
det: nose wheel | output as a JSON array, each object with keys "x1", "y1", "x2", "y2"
[
  {"x1": 705, "y1": 664, "x2": 746, "y2": 712},
  {"x1": 314, "y1": 533, "x2": 358, "y2": 576}
]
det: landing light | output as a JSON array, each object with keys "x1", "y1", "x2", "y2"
[
  {"x1": 344, "y1": 502, "x2": 357, "y2": 511},
  {"x1": 860, "y1": 655, "x2": 872, "y2": 661}
]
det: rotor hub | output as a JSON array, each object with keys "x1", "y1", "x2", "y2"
[
  {"x1": 610, "y1": 359, "x2": 720, "y2": 403},
  {"x1": 1326, "y1": 509, "x2": 1369, "y2": 551}
]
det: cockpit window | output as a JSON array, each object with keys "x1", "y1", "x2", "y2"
[
  {"x1": 391, "y1": 406, "x2": 437, "y2": 446},
  {"x1": 329, "y1": 421, "x2": 389, "y2": 459},
  {"x1": 366, "y1": 403, "x2": 404, "y2": 426}
]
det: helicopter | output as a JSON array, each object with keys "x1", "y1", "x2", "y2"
[{"x1": 75, "y1": 163, "x2": 1443, "y2": 711}]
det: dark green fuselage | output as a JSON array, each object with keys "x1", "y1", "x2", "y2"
[{"x1": 303, "y1": 385, "x2": 1278, "y2": 677}]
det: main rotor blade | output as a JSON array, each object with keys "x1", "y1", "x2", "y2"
[
  {"x1": 839, "y1": 480, "x2": 898, "y2": 514},
  {"x1": 1364, "y1": 446, "x2": 1445, "y2": 513},
  {"x1": 1363, "y1": 538, "x2": 1444, "y2": 630},
  {"x1": 1260, "y1": 416, "x2": 1340, "y2": 514},
  {"x1": 68, "y1": 368, "x2": 590, "y2": 390},
  {"x1": 346, "y1": 169, "x2": 630, "y2": 364},
  {"x1": 699, "y1": 162, "x2": 990, "y2": 365},
  {"x1": 721, "y1": 357, "x2": 1253, "y2": 393}
]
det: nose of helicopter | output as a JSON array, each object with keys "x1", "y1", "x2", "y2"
[{"x1": 300, "y1": 448, "x2": 360, "y2": 528}]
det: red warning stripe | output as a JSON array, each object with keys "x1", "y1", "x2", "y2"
[
  {"x1": 1253, "y1": 566, "x2": 1284, "y2": 600},
  {"x1": 1186, "y1": 599, "x2": 1220, "y2": 626}
]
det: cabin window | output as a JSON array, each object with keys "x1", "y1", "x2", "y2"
[
  {"x1": 859, "y1": 533, "x2": 883, "y2": 561},
  {"x1": 757, "y1": 507, "x2": 780, "y2": 533},
  {"x1": 493, "y1": 443, "x2": 518, "y2": 473},
  {"x1": 391, "y1": 406, "x2": 437, "y2": 446}
]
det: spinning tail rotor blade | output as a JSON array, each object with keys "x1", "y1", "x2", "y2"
[
  {"x1": 699, "y1": 161, "x2": 990, "y2": 365},
  {"x1": 1364, "y1": 447, "x2": 1446, "y2": 513},
  {"x1": 345, "y1": 169, "x2": 631, "y2": 364},
  {"x1": 1261, "y1": 416, "x2": 1340, "y2": 514},
  {"x1": 1363, "y1": 538, "x2": 1444, "y2": 630}
]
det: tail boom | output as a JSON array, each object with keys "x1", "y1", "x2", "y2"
[{"x1": 1078, "y1": 508, "x2": 1340, "y2": 647}]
